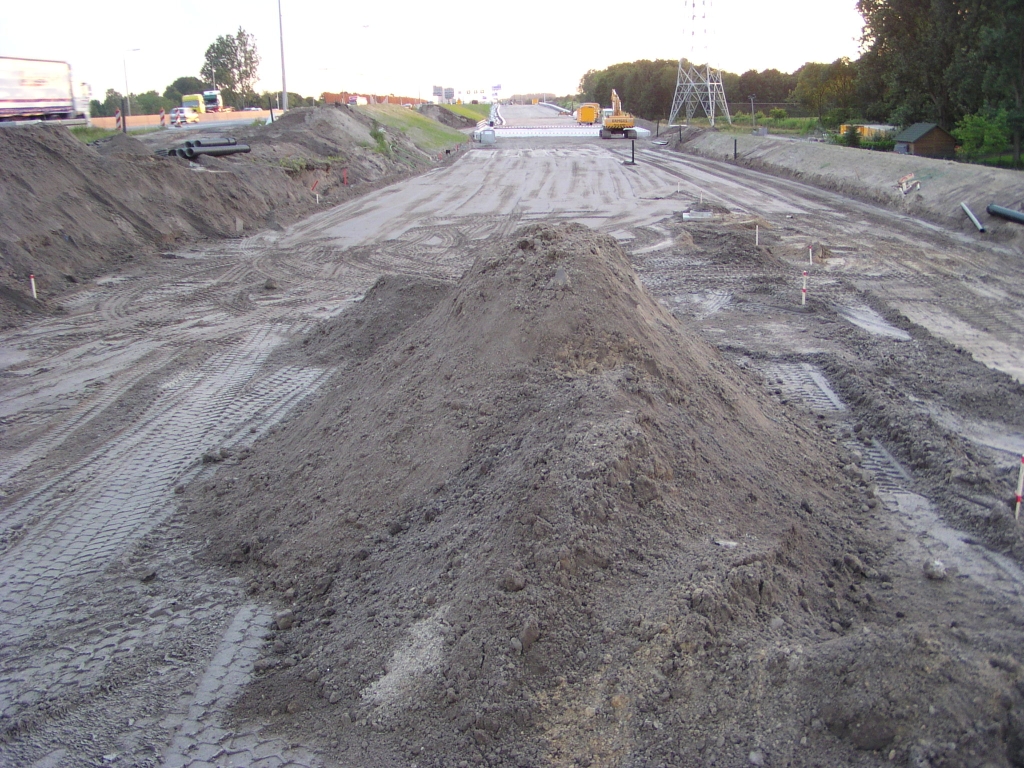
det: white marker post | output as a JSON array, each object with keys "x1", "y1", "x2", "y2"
[
  {"x1": 29, "y1": 274, "x2": 37, "y2": 299},
  {"x1": 808, "y1": 245, "x2": 813, "y2": 265},
  {"x1": 801, "y1": 271, "x2": 808, "y2": 306},
  {"x1": 755, "y1": 225, "x2": 759, "y2": 246},
  {"x1": 1015, "y1": 454, "x2": 1024, "y2": 520}
]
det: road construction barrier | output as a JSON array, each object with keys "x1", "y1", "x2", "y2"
[
  {"x1": 114, "y1": 108, "x2": 122, "y2": 132},
  {"x1": 159, "y1": 109, "x2": 165, "y2": 128},
  {"x1": 174, "y1": 112, "x2": 182, "y2": 128}
]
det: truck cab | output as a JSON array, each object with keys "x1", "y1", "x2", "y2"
[{"x1": 181, "y1": 94, "x2": 206, "y2": 113}]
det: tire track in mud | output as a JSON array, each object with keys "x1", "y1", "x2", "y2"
[
  {"x1": 0, "y1": 346, "x2": 173, "y2": 487},
  {"x1": 0, "y1": 325, "x2": 330, "y2": 637}
]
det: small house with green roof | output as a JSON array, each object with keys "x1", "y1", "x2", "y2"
[{"x1": 893, "y1": 123, "x2": 956, "y2": 159}]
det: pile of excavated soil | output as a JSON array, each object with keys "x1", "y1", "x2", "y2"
[
  {"x1": 679, "y1": 130, "x2": 1024, "y2": 246},
  {"x1": 236, "y1": 105, "x2": 435, "y2": 187},
  {"x1": 0, "y1": 126, "x2": 305, "y2": 320},
  {"x1": 419, "y1": 104, "x2": 478, "y2": 129},
  {"x1": 186, "y1": 223, "x2": 1024, "y2": 767},
  {"x1": 0, "y1": 107, "x2": 462, "y2": 324}
]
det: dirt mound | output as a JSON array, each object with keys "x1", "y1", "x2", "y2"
[
  {"x1": 0, "y1": 108, "x2": 462, "y2": 324},
  {"x1": 239, "y1": 106, "x2": 433, "y2": 183},
  {"x1": 0, "y1": 125, "x2": 312, "y2": 324},
  {"x1": 91, "y1": 131, "x2": 153, "y2": 157},
  {"x1": 419, "y1": 104, "x2": 477, "y2": 129},
  {"x1": 303, "y1": 275, "x2": 451, "y2": 365},
  {"x1": 186, "y1": 223, "x2": 1024, "y2": 767}
]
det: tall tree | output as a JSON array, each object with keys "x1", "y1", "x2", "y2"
[
  {"x1": 857, "y1": 0, "x2": 985, "y2": 127},
  {"x1": 976, "y1": 0, "x2": 1024, "y2": 163},
  {"x1": 200, "y1": 27, "x2": 260, "y2": 97}
]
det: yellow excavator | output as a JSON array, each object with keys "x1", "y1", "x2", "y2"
[{"x1": 600, "y1": 89, "x2": 636, "y2": 139}]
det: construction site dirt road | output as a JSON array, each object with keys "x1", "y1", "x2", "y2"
[{"x1": 2, "y1": 108, "x2": 1024, "y2": 767}]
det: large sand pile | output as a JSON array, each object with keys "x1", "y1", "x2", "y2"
[{"x1": 186, "y1": 223, "x2": 1024, "y2": 767}]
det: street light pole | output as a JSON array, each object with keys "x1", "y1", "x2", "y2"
[
  {"x1": 123, "y1": 48, "x2": 140, "y2": 124},
  {"x1": 749, "y1": 94, "x2": 756, "y2": 129},
  {"x1": 278, "y1": 0, "x2": 288, "y2": 111}
]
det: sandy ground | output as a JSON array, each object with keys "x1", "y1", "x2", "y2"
[{"x1": 1, "y1": 106, "x2": 1024, "y2": 767}]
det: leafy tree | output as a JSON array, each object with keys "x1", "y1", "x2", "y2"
[
  {"x1": 793, "y1": 62, "x2": 833, "y2": 119},
  {"x1": 857, "y1": 0, "x2": 985, "y2": 128},
  {"x1": 93, "y1": 88, "x2": 123, "y2": 117},
  {"x1": 954, "y1": 108, "x2": 1010, "y2": 158},
  {"x1": 578, "y1": 59, "x2": 681, "y2": 120},
  {"x1": 136, "y1": 90, "x2": 176, "y2": 115},
  {"x1": 975, "y1": 0, "x2": 1024, "y2": 164},
  {"x1": 200, "y1": 27, "x2": 260, "y2": 102},
  {"x1": 737, "y1": 69, "x2": 798, "y2": 104},
  {"x1": 163, "y1": 76, "x2": 206, "y2": 106}
]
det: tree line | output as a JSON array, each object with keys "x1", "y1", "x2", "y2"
[
  {"x1": 578, "y1": 0, "x2": 1023, "y2": 165},
  {"x1": 90, "y1": 27, "x2": 318, "y2": 117}
]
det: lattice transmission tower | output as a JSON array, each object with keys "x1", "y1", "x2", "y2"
[{"x1": 668, "y1": 0, "x2": 732, "y2": 127}]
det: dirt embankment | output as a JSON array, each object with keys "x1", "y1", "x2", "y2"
[
  {"x1": 677, "y1": 129, "x2": 1024, "y2": 245},
  {"x1": 185, "y1": 223, "x2": 1024, "y2": 767},
  {"x1": 419, "y1": 104, "x2": 478, "y2": 129},
  {"x1": 0, "y1": 106, "x2": 460, "y2": 324}
]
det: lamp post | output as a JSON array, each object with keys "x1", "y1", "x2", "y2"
[
  {"x1": 278, "y1": 0, "x2": 288, "y2": 111},
  {"x1": 123, "y1": 48, "x2": 140, "y2": 127},
  {"x1": 748, "y1": 94, "x2": 756, "y2": 129}
]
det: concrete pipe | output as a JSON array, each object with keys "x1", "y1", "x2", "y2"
[{"x1": 987, "y1": 204, "x2": 1024, "y2": 225}]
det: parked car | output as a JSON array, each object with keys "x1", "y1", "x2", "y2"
[{"x1": 169, "y1": 107, "x2": 200, "y2": 124}]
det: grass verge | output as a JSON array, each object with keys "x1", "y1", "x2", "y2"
[
  {"x1": 444, "y1": 103, "x2": 491, "y2": 121},
  {"x1": 361, "y1": 105, "x2": 467, "y2": 152}
]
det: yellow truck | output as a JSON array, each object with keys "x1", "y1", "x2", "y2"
[
  {"x1": 181, "y1": 94, "x2": 206, "y2": 113},
  {"x1": 576, "y1": 103, "x2": 601, "y2": 125},
  {"x1": 600, "y1": 89, "x2": 636, "y2": 139}
]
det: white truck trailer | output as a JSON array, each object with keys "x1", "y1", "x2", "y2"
[{"x1": 0, "y1": 57, "x2": 91, "y2": 123}]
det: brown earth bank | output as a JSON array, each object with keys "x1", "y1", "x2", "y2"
[
  {"x1": 675, "y1": 129, "x2": 1024, "y2": 248},
  {"x1": 420, "y1": 104, "x2": 479, "y2": 129},
  {"x1": 0, "y1": 106, "x2": 460, "y2": 325},
  {"x1": 184, "y1": 223, "x2": 1024, "y2": 767}
]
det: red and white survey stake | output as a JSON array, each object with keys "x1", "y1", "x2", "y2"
[
  {"x1": 29, "y1": 274, "x2": 37, "y2": 300},
  {"x1": 1015, "y1": 454, "x2": 1024, "y2": 520},
  {"x1": 801, "y1": 271, "x2": 808, "y2": 306}
]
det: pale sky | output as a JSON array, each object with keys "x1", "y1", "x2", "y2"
[{"x1": 1, "y1": 0, "x2": 864, "y2": 101}]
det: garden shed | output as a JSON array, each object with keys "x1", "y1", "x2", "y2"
[{"x1": 894, "y1": 123, "x2": 956, "y2": 158}]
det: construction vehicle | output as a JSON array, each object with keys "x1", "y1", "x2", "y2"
[
  {"x1": 600, "y1": 89, "x2": 636, "y2": 139},
  {"x1": 0, "y1": 57, "x2": 91, "y2": 123},
  {"x1": 576, "y1": 103, "x2": 600, "y2": 125}
]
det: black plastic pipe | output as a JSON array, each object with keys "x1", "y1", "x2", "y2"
[
  {"x1": 183, "y1": 144, "x2": 251, "y2": 158},
  {"x1": 192, "y1": 138, "x2": 238, "y2": 148},
  {"x1": 987, "y1": 204, "x2": 1024, "y2": 225}
]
